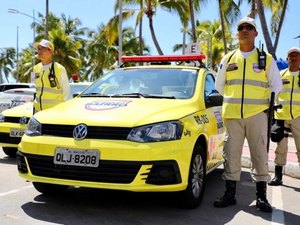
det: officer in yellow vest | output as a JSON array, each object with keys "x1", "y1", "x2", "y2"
[
  {"x1": 269, "y1": 47, "x2": 300, "y2": 186},
  {"x1": 214, "y1": 17, "x2": 282, "y2": 213},
  {"x1": 33, "y1": 39, "x2": 70, "y2": 112}
]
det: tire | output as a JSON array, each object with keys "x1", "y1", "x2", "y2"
[
  {"x1": 2, "y1": 147, "x2": 17, "y2": 158},
  {"x1": 33, "y1": 182, "x2": 69, "y2": 195},
  {"x1": 178, "y1": 144, "x2": 206, "y2": 209}
]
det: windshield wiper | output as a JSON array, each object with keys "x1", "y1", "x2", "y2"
[{"x1": 111, "y1": 93, "x2": 176, "y2": 99}]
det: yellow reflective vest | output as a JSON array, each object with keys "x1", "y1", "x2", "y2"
[
  {"x1": 275, "y1": 69, "x2": 300, "y2": 120},
  {"x1": 33, "y1": 62, "x2": 65, "y2": 112},
  {"x1": 222, "y1": 49, "x2": 272, "y2": 119}
]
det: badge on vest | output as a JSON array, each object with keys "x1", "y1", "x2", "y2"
[
  {"x1": 34, "y1": 73, "x2": 40, "y2": 79},
  {"x1": 282, "y1": 79, "x2": 290, "y2": 84},
  {"x1": 226, "y1": 63, "x2": 238, "y2": 71}
]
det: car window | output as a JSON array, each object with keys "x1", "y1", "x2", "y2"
[
  {"x1": 204, "y1": 73, "x2": 217, "y2": 100},
  {"x1": 0, "y1": 84, "x2": 33, "y2": 92}
]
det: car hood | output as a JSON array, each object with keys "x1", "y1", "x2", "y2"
[
  {"x1": 35, "y1": 97, "x2": 202, "y2": 127},
  {"x1": 2, "y1": 102, "x2": 33, "y2": 117}
]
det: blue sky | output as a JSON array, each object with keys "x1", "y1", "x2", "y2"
[{"x1": 1, "y1": 0, "x2": 300, "y2": 61}]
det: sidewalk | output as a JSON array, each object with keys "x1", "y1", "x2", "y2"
[{"x1": 242, "y1": 135, "x2": 300, "y2": 179}]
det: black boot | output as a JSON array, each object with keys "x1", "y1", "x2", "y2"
[
  {"x1": 268, "y1": 165, "x2": 283, "y2": 186},
  {"x1": 256, "y1": 181, "x2": 273, "y2": 213},
  {"x1": 214, "y1": 180, "x2": 237, "y2": 208}
]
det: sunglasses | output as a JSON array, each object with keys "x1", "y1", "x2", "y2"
[{"x1": 237, "y1": 25, "x2": 255, "y2": 31}]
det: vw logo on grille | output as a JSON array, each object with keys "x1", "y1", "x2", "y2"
[
  {"x1": 19, "y1": 116, "x2": 28, "y2": 125},
  {"x1": 73, "y1": 124, "x2": 88, "y2": 140}
]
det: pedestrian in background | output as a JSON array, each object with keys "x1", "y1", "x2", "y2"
[
  {"x1": 214, "y1": 16, "x2": 282, "y2": 213},
  {"x1": 269, "y1": 47, "x2": 300, "y2": 186},
  {"x1": 33, "y1": 39, "x2": 70, "y2": 112}
]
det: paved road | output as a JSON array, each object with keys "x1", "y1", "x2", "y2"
[{"x1": 1, "y1": 149, "x2": 300, "y2": 225}]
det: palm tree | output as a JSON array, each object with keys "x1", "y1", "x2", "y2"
[
  {"x1": 47, "y1": 29, "x2": 82, "y2": 78},
  {"x1": 255, "y1": 0, "x2": 275, "y2": 57},
  {"x1": 217, "y1": 0, "x2": 241, "y2": 54},
  {"x1": 118, "y1": 27, "x2": 150, "y2": 55},
  {"x1": 187, "y1": 0, "x2": 207, "y2": 43},
  {"x1": 113, "y1": 0, "x2": 145, "y2": 55},
  {"x1": 35, "y1": 12, "x2": 60, "y2": 40},
  {"x1": 196, "y1": 20, "x2": 238, "y2": 69},
  {"x1": 114, "y1": 0, "x2": 189, "y2": 55},
  {"x1": 244, "y1": 0, "x2": 289, "y2": 59},
  {"x1": 60, "y1": 13, "x2": 90, "y2": 40},
  {"x1": 58, "y1": 13, "x2": 91, "y2": 78},
  {"x1": 19, "y1": 13, "x2": 85, "y2": 81},
  {"x1": 273, "y1": 0, "x2": 288, "y2": 52},
  {"x1": 0, "y1": 48, "x2": 16, "y2": 83},
  {"x1": 14, "y1": 48, "x2": 34, "y2": 83},
  {"x1": 84, "y1": 24, "x2": 117, "y2": 81}
]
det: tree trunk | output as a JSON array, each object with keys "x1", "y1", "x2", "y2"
[
  {"x1": 45, "y1": 0, "x2": 49, "y2": 39},
  {"x1": 248, "y1": 0, "x2": 257, "y2": 18},
  {"x1": 219, "y1": 0, "x2": 227, "y2": 54},
  {"x1": 139, "y1": 1, "x2": 143, "y2": 55},
  {"x1": 274, "y1": 0, "x2": 288, "y2": 53},
  {"x1": 147, "y1": 13, "x2": 164, "y2": 55},
  {"x1": 182, "y1": 27, "x2": 187, "y2": 54},
  {"x1": 188, "y1": 0, "x2": 197, "y2": 43},
  {"x1": 256, "y1": 0, "x2": 276, "y2": 59},
  {"x1": 145, "y1": 1, "x2": 163, "y2": 55}
]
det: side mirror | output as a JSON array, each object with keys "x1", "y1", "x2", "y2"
[{"x1": 206, "y1": 92, "x2": 223, "y2": 107}]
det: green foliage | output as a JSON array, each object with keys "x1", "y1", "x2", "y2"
[{"x1": 0, "y1": 48, "x2": 16, "y2": 83}]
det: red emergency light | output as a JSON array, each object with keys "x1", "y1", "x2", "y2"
[
  {"x1": 121, "y1": 54, "x2": 206, "y2": 63},
  {"x1": 72, "y1": 73, "x2": 79, "y2": 83}
]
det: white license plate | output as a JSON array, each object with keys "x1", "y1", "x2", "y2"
[
  {"x1": 54, "y1": 148, "x2": 99, "y2": 167},
  {"x1": 10, "y1": 128, "x2": 25, "y2": 137}
]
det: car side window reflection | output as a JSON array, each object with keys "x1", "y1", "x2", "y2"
[{"x1": 204, "y1": 73, "x2": 217, "y2": 100}]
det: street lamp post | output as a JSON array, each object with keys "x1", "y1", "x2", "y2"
[
  {"x1": 16, "y1": 26, "x2": 19, "y2": 81},
  {"x1": 45, "y1": 0, "x2": 49, "y2": 39},
  {"x1": 295, "y1": 35, "x2": 300, "y2": 48},
  {"x1": 118, "y1": 0, "x2": 123, "y2": 66},
  {"x1": 198, "y1": 31, "x2": 212, "y2": 68},
  {"x1": 8, "y1": 8, "x2": 38, "y2": 69}
]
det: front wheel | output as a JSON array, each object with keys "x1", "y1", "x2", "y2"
[
  {"x1": 178, "y1": 144, "x2": 206, "y2": 209},
  {"x1": 33, "y1": 182, "x2": 69, "y2": 195},
  {"x1": 3, "y1": 147, "x2": 17, "y2": 157}
]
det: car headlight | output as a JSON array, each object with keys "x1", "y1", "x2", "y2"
[
  {"x1": 26, "y1": 117, "x2": 42, "y2": 136},
  {"x1": 0, "y1": 113, "x2": 4, "y2": 123},
  {"x1": 127, "y1": 121, "x2": 183, "y2": 143}
]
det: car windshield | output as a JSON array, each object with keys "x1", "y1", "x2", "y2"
[{"x1": 81, "y1": 68, "x2": 198, "y2": 99}]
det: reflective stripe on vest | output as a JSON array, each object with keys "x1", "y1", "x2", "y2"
[
  {"x1": 223, "y1": 98, "x2": 269, "y2": 104},
  {"x1": 225, "y1": 79, "x2": 269, "y2": 88},
  {"x1": 275, "y1": 70, "x2": 300, "y2": 120},
  {"x1": 222, "y1": 49, "x2": 271, "y2": 119}
]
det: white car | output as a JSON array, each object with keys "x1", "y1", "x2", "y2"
[
  {"x1": 0, "y1": 88, "x2": 36, "y2": 113},
  {"x1": 0, "y1": 83, "x2": 35, "y2": 92},
  {"x1": 0, "y1": 82, "x2": 91, "y2": 157}
]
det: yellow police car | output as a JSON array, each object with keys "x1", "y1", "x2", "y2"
[
  {"x1": 0, "y1": 83, "x2": 91, "y2": 157},
  {"x1": 17, "y1": 55, "x2": 224, "y2": 209}
]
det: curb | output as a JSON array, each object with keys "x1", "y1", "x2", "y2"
[{"x1": 242, "y1": 155, "x2": 300, "y2": 179}]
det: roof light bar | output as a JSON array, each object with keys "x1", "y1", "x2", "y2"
[{"x1": 121, "y1": 54, "x2": 206, "y2": 63}]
